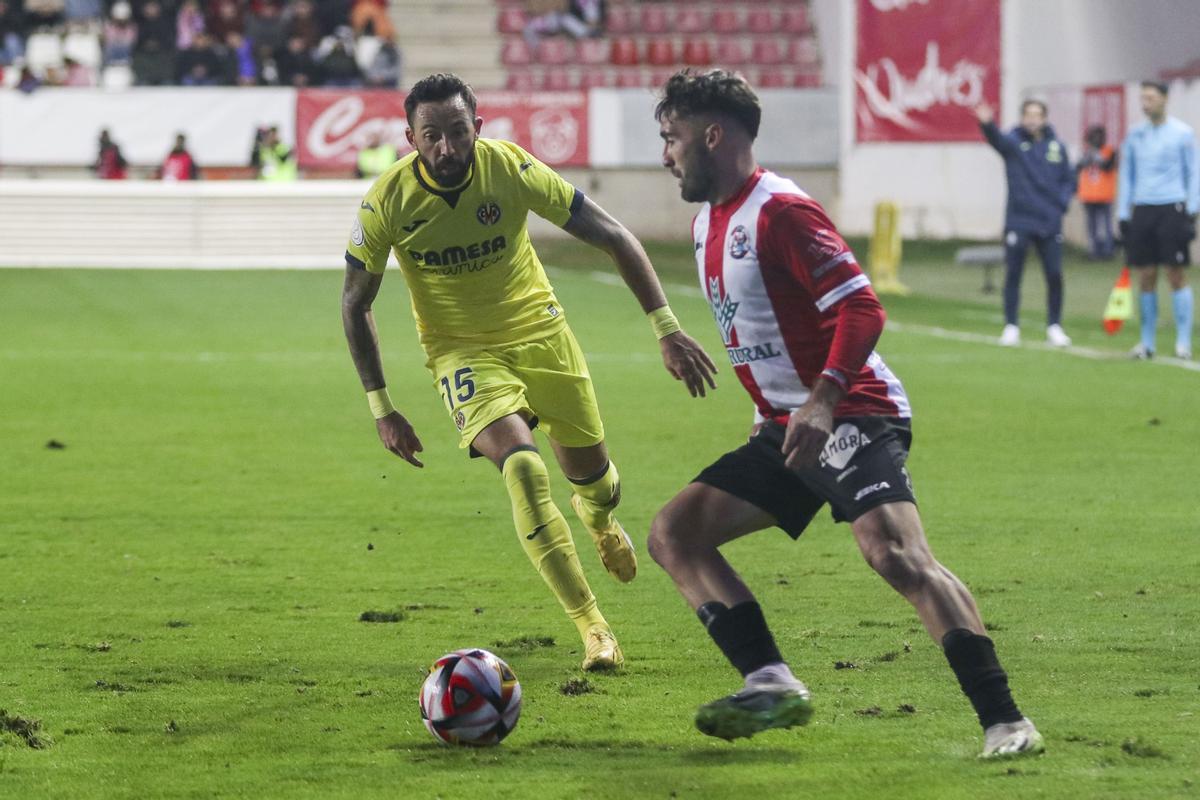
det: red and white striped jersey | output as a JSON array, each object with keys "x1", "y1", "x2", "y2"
[{"x1": 692, "y1": 168, "x2": 911, "y2": 423}]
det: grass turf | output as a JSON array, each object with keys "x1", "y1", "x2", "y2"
[{"x1": 1, "y1": 243, "x2": 1197, "y2": 799}]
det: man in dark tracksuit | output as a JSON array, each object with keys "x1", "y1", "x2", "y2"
[{"x1": 977, "y1": 100, "x2": 1076, "y2": 347}]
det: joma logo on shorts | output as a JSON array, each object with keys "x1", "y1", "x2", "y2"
[{"x1": 854, "y1": 481, "x2": 890, "y2": 502}]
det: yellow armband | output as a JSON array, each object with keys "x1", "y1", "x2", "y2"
[
  {"x1": 366, "y1": 388, "x2": 395, "y2": 419},
  {"x1": 647, "y1": 305, "x2": 681, "y2": 340}
]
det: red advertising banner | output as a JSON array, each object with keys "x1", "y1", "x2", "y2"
[
  {"x1": 296, "y1": 89, "x2": 589, "y2": 169},
  {"x1": 1081, "y1": 84, "x2": 1126, "y2": 145},
  {"x1": 855, "y1": 0, "x2": 1001, "y2": 143}
]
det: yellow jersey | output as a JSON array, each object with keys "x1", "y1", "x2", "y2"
[{"x1": 345, "y1": 138, "x2": 582, "y2": 359}]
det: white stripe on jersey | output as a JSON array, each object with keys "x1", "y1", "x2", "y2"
[
  {"x1": 866, "y1": 352, "x2": 912, "y2": 417},
  {"x1": 813, "y1": 251, "x2": 856, "y2": 279},
  {"x1": 815, "y1": 274, "x2": 872, "y2": 312}
]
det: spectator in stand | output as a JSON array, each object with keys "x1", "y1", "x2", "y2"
[
  {"x1": 95, "y1": 128, "x2": 128, "y2": 179},
  {"x1": 363, "y1": 37, "x2": 399, "y2": 88},
  {"x1": 204, "y1": 0, "x2": 242, "y2": 42},
  {"x1": 23, "y1": 0, "x2": 65, "y2": 30},
  {"x1": 355, "y1": 131, "x2": 396, "y2": 179},
  {"x1": 284, "y1": 0, "x2": 320, "y2": 50},
  {"x1": 0, "y1": 1, "x2": 26, "y2": 66},
  {"x1": 257, "y1": 125, "x2": 297, "y2": 181},
  {"x1": 133, "y1": 0, "x2": 177, "y2": 85},
  {"x1": 177, "y1": 29, "x2": 219, "y2": 84},
  {"x1": 16, "y1": 63, "x2": 40, "y2": 92},
  {"x1": 314, "y1": 24, "x2": 358, "y2": 86},
  {"x1": 254, "y1": 41, "x2": 279, "y2": 84},
  {"x1": 1076, "y1": 125, "x2": 1118, "y2": 260},
  {"x1": 314, "y1": 0, "x2": 351, "y2": 39},
  {"x1": 176, "y1": 0, "x2": 205, "y2": 50},
  {"x1": 160, "y1": 132, "x2": 200, "y2": 180},
  {"x1": 245, "y1": 0, "x2": 286, "y2": 54},
  {"x1": 64, "y1": 0, "x2": 100, "y2": 23},
  {"x1": 217, "y1": 29, "x2": 255, "y2": 84},
  {"x1": 62, "y1": 55, "x2": 93, "y2": 84},
  {"x1": 523, "y1": 0, "x2": 605, "y2": 50},
  {"x1": 103, "y1": 1, "x2": 136, "y2": 64},
  {"x1": 275, "y1": 33, "x2": 318, "y2": 86},
  {"x1": 349, "y1": 0, "x2": 393, "y2": 39}
]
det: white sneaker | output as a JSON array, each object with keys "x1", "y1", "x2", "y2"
[
  {"x1": 1046, "y1": 324, "x2": 1071, "y2": 347},
  {"x1": 1175, "y1": 345, "x2": 1193, "y2": 360},
  {"x1": 1130, "y1": 343, "x2": 1154, "y2": 360},
  {"x1": 999, "y1": 324, "x2": 1020, "y2": 347},
  {"x1": 981, "y1": 717, "x2": 1045, "y2": 759}
]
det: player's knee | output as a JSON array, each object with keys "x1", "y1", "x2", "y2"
[
  {"x1": 863, "y1": 538, "x2": 932, "y2": 595},
  {"x1": 647, "y1": 506, "x2": 690, "y2": 569}
]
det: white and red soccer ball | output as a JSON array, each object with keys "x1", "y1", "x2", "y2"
[{"x1": 419, "y1": 648, "x2": 522, "y2": 746}]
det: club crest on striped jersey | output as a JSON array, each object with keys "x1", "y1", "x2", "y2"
[
  {"x1": 728, "y1": 225, "x2": 751, "y2": 259},
  {"x1": 707, "y1": 276, "x2": 739, "y2": 346}
]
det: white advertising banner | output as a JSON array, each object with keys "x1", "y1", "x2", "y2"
[{"x1": 0, "y1": 87, "x2": 296, "y2": 166}]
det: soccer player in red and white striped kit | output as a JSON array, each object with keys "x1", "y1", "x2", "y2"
[{"x1": 647, "y1": 70, "x2": 1043, "y2": 758}]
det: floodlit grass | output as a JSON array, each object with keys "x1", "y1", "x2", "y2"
[{"x1": 1, "y1": 243, "x2": 1197, "y2": 799}]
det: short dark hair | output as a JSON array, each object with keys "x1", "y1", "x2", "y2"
[
  {"x1": 655, "y1": 69, "x2": 762, "y2": 140},
  {"x1": 1020, "y1": 99, "x2": 1048, "y2": 116},
  {"x1": 1140, "y1": 80, "x2": 1169, "y2": 96},
  {"x1": 404, "y1": 73, "x2": 478, "y2": 124}
]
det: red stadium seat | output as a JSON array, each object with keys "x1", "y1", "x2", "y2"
[
  {"x1": 682, "y1": 38, "x2": 712, "y2": 67},
  {"x1": 793, "y1": 71, "x2": 822, "y2": 88},
  {"x1": 746, "y1": 8, "x2": 776, "y2": 34},
  {"x1": 789, "y1": 36, "x2": 820, "y2": 67},
  {"x1": 675, "y1": 5, "x2": 707, "y2": 34},
  {"x1": 781, "y1": 6, "x2": 812, "y2": 34},
  {"x1": 610, "y1": 37, "x2": 639, "y2": 66},
  {"x1": 712, "y1": 8, "x2": 742, "y2": 34},
  {"x1": 501, "y1": 38, "x2": 533, "y2": 67},
  {"x1": 714, "y1": 38, "x2": 750, "y2": 66},
  {"x1": 506, "y1": 70, "x2": 540, "y2": 91},
  {"x1": 649, "y1": 68, "x2": 677, "y2": 88},
  {"x1": 497, "y1": 4, "x2": 526, "y2": 34},
  {"x1": 756, "y1": 68, "x2": 788, "y2": 88},
  {"x1": 645, "y1": 38, "x2": 677, "y2": 67},
  {"x1": 640, "y1": 4, "x2": 672, "y2": 34},
  {"x1": 751, "y1": 37, "x2": 786, "y2": 65},
  {"x1": 537, "y1": 38, "x2": 574, "y2": 65},
  {"x1": 616, "y1": 68, "x2": 645, "y2": 88},
  {"x1": 580, "y1": 68, "x2": 616, "y2": 88},
  {"x1": 577, "y1": 37, "x2": 608, "y2": 65},
  {"x1": 544, "y1": 69, "x2": 578, "y2": 91},
  {"x1": 605, "y1": 4, "x2": 635, "y2": 34}
]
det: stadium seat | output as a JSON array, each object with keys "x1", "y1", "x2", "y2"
[
  {"x1": 577, "y1": 37, "x2": 608, "y2": 65},
  {"x1": 675, "y1": 6, "x2": 707, "y2": 34},
  {"x1": 645, "y1": 38, "x2": 676, "y2": 67},
  {"x1": 580, "y1": 68, "x2": 615, "y2": 88},
  {"x1": 714, "y1": 38, "x2": 750, "y2": 66},
  {"x1": 640, "y1": 4, "x2": 671, "y2": 34},
  {"x1": 101, "y1": 64, "x2": 134, "y2": 89},
  {"x1": 649, "y1": 68, "x2": 676, "y2": 87},
  {"x1": 793, "y1": 71, "x2": 822, "y2": 88},
  {"x1": 616, "y1": 68, "x2": 644, "y2": 88},
  {"x1": 536, "y1": 37, "x2": 573, "y2": 66},
  {"x1": 751, "y1": 37, "x2": 786, "y2": 65},
  {"x1": 746, "y1": 8, "x2": 777, "y2": 34},
  {"x1": 25, "y1": 32, "x2": 65, "y2": 76},
  {"x1": 497, "y1": 4, "x2": 527, "y2": 34},
  {"x1": 789, "y1": 36, "x2": 820, "y2": 67},
  {"x1": 63, "y1": 31, "x2": 102, "y2": 68},
  {"x1": 712, "y1": 8, "x2": 742, "y2": 34},
  {"x1": 682, "y1": 38, "x2": 712, "y2": 67},
  {"x1": 605, "y1": 4, "x2": 635, "y2": 34},
  {"x1": 543, "y1": 69, "x2": 578, "y2": 91},
  {"x1": 756, "y1": 68, "x2": 788, "y2": 88},
  {"x1": 609, "y1": 37, "x2": 639, "y2": 66},
  {"x1": 506, "y1": 70, "x2": 541, "y2": 91},
  {"x1": 501, "y1": 38, "x2": 533, "y2": 66},
  {"x1": 354, "y1": 35, "x2": 383, "y2": 72},
  {"x1": 781, "y1": 6, "x2": 812, "y2": 34}
]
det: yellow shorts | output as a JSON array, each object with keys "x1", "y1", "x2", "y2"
[{"x1": 426, "y1": 325, "x2": 605, "y2": 451}]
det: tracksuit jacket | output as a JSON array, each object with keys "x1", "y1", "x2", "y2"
[{"x1": 981, "y1": 122, "x2": 1075, "y2": 237}]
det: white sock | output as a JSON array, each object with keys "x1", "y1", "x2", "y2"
[{"x1": 745, "y1": 662, "x2": 800, "y2": 689}]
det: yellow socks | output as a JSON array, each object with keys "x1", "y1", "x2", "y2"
[
  {"x1": 502, "y1": 448, "x2": 608, "y2": 638},
  {"x1": 569, "y1": 460, "x2": 621, "y2": 531}
]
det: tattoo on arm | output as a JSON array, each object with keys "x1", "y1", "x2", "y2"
[{"x1": 341, "y1": 265, "x2": 387, "y2": 391}]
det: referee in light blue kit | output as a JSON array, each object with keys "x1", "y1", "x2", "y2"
[{"x1": 1117, "y1": 80, "x2": 1199, "y2": 360}]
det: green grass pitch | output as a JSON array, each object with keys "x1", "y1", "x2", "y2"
[{"x1": 1, "y1": 242, "x2": 1197, "y2": 799}]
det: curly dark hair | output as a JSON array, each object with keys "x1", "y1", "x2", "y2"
[
  {"x1": 654, "y1": 69, "x2": 762, "y2": 140},
  {"x1": 404, "y1": 73, "x2": 479, "y2": 124}
]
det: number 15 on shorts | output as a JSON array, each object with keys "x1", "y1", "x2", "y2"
[{"x1": 440, "y1": 367, "x2": 476, "y2": 410}]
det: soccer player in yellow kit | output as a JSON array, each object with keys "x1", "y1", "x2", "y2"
[{"x1": 341, "y1": 74, "x2": 717, "y2": 671}]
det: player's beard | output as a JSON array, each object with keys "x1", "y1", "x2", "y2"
[
  {"x1": 678, "y1": 143, "x2": 716, "y2": 203},
  {"x1": 422, "y1": 148, "x2": 474, "y2": 187}
]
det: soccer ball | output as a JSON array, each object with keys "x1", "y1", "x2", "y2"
[{"x1": 419, "y1": 648, "x2": 522, "y2": 746}]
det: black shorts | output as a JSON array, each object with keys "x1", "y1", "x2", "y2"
[
  {"x1": 693, "y1": 416, "x2": 917, "y2": 539},
  {"x1": 1127, "y1": 203, "x2": 1193, "y2": 267}
]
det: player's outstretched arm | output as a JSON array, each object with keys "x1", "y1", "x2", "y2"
[
  {"x1": 562, "y1": 196, "x2": 718, "y2": 396},
  {"x1": 341, "y1": 264, "x2": 424, "y2": 467}
]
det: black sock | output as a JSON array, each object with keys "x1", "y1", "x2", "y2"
[
  {"x1": 942, "y1": 628, "x2": 1023, "y2": 730},
  {"x1": 697, "y1": 600, "x2": 783, "y2": 677}
]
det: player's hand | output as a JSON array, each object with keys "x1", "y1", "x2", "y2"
[
  {"x1": 659, "y1": 330, "x2": 719, "y2": 398},
  {"x1": 376, "y1": 411, "x2": 425, "y2": 467},
  {"x1": 782, "y1": 401, "x2": 834, "y2": 472},
  {"x1": 974, "y1": 103, "x2": 994, "y2": 125}
]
